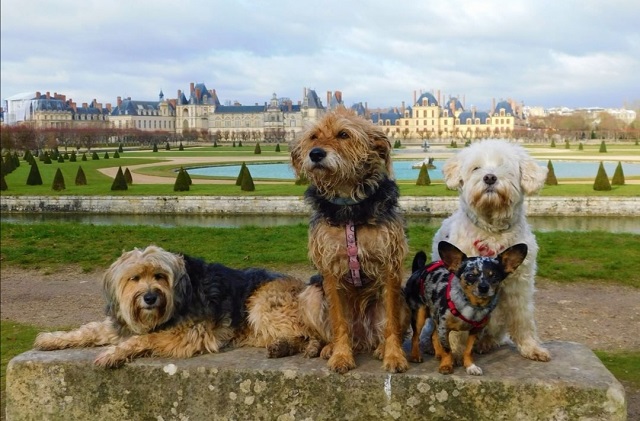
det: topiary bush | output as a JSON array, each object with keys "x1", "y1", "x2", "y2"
[
  {"x1": 236, "y1": 162, "x2": 248, "y2": 186},
  {"x1": 578, "y1": 142, "x2": 584, "y2": 151},
  {"x1": 179, "y1": 142, "x2": 184, "y2": 151},
  {"x1": 111, "y1": 167, "x2": 128, "y2": 191},
  {"x1": 254, "y1": 143, "x2": 262, "y2": 154},
  {"x1": 75, "y1": 166, "x2": 87, "y2": 186},
  {"x1": 118, "y1": 143, "x2": 124, "y2": 153},
  {"x1": 416, "y1": 163, "x2": 431, "y2": 186},
  {"x1": 70, "y1": 151, "x2": 77, "y2": 162},
  {"x1": 275, "y1": 143, "x2": 281, "y2": 152},
  {"x1": 165, "y1": 142, "x2": 171, "y2": 151},
  {"x1": 82, "y1": 153, "x2": 88, "y2": 161},
  {"x1": 611, "y1": 162, "x2": 625, "y2": 185},
  {"x1": 173, "y1": 168, "x2": 190, "y2": 191},
  {"x1": 153, "y1": 143, "x2": 158, "y2": 152},
  {"x1": 124, "y1": 168, "x2": 133, "y2": 185},
  {"x1": 104, "y1": 152, "x2": 110, "y2": 159},
  {"x1": 593, "y1": 162, "x2": 611, "y2": 191},
  {"x1": 545, "y1": 160, "x2": 558, "y2": 185},
  {"x1": 92, "y1": 151, "x2": 99, "y2": 160},
  {"x1": 599, "y1": 141, "x2": 607, "y2": 153},
  {"x1": 27, "y1": 160, "x2": 43, "y2": 185},
  {"x1": 43, "y1": 153, "x2": 52, "y2": 164},
  {"x1": 51, "y1": 168, "x2": 66, "y2": 191},
  {"x1": 240, "y1": 166, "x2": 255, "y2": 191},
  {"x1": 113, "y1": 151, "x2": 120, "y2": 158}
]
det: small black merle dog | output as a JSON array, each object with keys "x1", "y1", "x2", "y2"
[{"x1": 404, "y1": 241, "x2": 528, "y2": 375}]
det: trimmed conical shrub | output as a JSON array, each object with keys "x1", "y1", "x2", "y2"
[
  {"x1": 240, "y1": 166, "x2": 255, "y2": 191},
  {"x1": 12, "y1": 152, "x2": 20, "y2": 168},
  {"x1": 113, "y1": 151, "x2": 120, "y2": 158},
  {"x1": 173, "y1": 168, "x2": 190, "y2": 191},
  {"x1": 238, "y1": 141, "x2": 243, "y2": 147},
  {"x1": 70, "y1": 151, "x2": 77, "y2": 162},
  {"x1": 295, "y1": 173, "x2": 309, "y2": 186},
  {"x1": 111, "y1": 167, "x2": 128, "y2": 191},
  {"x1": 236, "y1": 162, "x2": 248, "y2": 186},
  {"x1": 57, "y1": 155, "x2": 65, "y2": 163},
  {"x1": 153, "y1": 143, "x2": 158, "y2": 152},
  {"x1": 416, "y1": 163, "x2": 431, "y2": 186},
  {"x1": 124, "y1": 168, "x2": 133, "y2": 185},
  {"x1": 27, "y1": 160, "x2": 43, "y2": 185},
  {"x1": 184, "y1": 168, "x2": 192, "y2": 185},
  {"x1": 118, "y1": 143, "x2": 124, "y2": 153},
  {"x1": 3, "y1": 153, "x2": 15, "y2": 174},
  {"x1": 0, "y1": 172, "x2": 7, "y2": 191},
  {"x1": 104, "y1": 151, "x2": 110, "y2": 159},
  {"x1": 254, "y1": 143, "x2": 261, "y2": 154},
  {"x1": 611, "y1": 162, "x2": 625, "y2": 185},
  {"x1": 599, "y1": 141, "x2": 607, "y2": 153},
  {"x1": 23, "y1": 150, "x2": 33, "y2": 163},
  {"x1": 275, "y1": 143, "x2": 281, "y2": 152},
  {"x1": 564, "y1": 140, "x2": 570, "y2": 149},
  {"x1": 165, "y1": 142, "x2": 171, "y2": 151},
  {"x1": 545, "y1": 160, "x2": 558, "y2": 185},
  {"x1": 92, "y1": 151, "x2": 99, "y2": 160},
  {"x1": 593, "y1": 162, "x2": 611, "y2": 191},
  {"x1": 578, "y1": 142, "x2": 584, "y2": 151},
  {"x1": 43, "y1": 153, "x2": 52, "y2": 164},
  {"x1": 550, "y1": 139, "x2": 556, "y2": 148},
  {"x1": 51, "y1": 168, "x2": 66, "y2": 191},
  {"x1": 82, "y1": 153, "x2": 88, "y2": 161},
  {"x1": 75, "y1": 166, "x2": 87, "y2": 186},
  {"x1": 179, "y1": 142, "x2": 184, "y2": 151}
]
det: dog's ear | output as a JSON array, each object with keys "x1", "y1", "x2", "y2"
[
  {"x1": 170, "y1": 256, "x2": 192, "y2": 313},
  {"x1": 498, "y1": 243, "x2": 528, "y2": 273},
  {"x1": 520, "y1": 153, "x2": 547, "y2": 195},
  {"x1": 289, "y1": 136, "x2": 304, "y2": 176},
  {"x1": 442, "y1": 154, "x2": 462, "y2": 190},
  {"x1": 411, "y1": 251, "x2": 428, "y2": 272},
  {"x1": 438, "y1": 241, "x2": 467, "y2": 271},
  {"x1": 102, "y1": 261, "x2": 121, "y2": 318}
]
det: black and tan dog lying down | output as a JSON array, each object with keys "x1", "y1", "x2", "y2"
[{"x1": 34, "y1": 245, "x2": 328, "y2": 368}]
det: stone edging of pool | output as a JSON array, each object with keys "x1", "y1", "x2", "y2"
[{"x1": 1, "y1": 196, "x2": 639, "y2": 217}]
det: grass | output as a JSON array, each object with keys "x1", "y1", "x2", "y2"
[
  {"x1": 1, "y1": 222, "x2": 639, "y2": 287},
  {"x1": 2, "y1": 143, "x2": 640, "y2": 196},
  {"x1": 594, "y1": 351, "x2": 640, "y2": 387}
]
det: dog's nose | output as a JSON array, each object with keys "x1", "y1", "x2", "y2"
[
  {"x1": 309, "y1": 148, "x2": 326, "y2": 163},
  {"x1": 478, "y1": 283, "x2": 490, "y2": 294},
  {"x1": 483, "y1": 174, "x2": 497, "y2": 185},
  {"x1": 143, "y1": 292, "x2": 158, "y2": 306}
]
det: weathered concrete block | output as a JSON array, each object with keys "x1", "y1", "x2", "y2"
[{"x1": 6, "y1": 341, "x2": 626, "y2": 420}]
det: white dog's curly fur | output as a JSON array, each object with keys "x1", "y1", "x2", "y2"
[{"x1": 431, "y1": 139, "x2": 551, "y2": 362}]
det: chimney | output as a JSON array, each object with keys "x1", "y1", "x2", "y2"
[
  {"x1": 401, "y1": 101, "x2": 405, "y2": 114},
  {"x1": 93, "y1": 98, "x2": 97, "y2": 107},
  {"x1": 36, "y1": 91, "x2": 41, "y2": 99},
  {"x1": 196, "y1": 88, "x2": 201, "y2": 101},
  {"x1": 492, "y1": 98, "x2": 496, "y2": 114},
  {"x1": 82, "y1": 102, "x2": 88, "y2": 108},
  {"x1": 288, "y1": 101, "x2": 292, "y2": 112},
  {"x1": 463, "y1": 95, "x2": 466, "y2": 108},
  {"x1": 413, "y1": 90, "x2": 417, "y2": 105},
  {"x1": 46, "y1": 92, "x2": 50, "y2": 99},
  {"x1": 327, "y1": 91, "x2": 332, "y2": 109},
  {"x1": 61, "y1": 95, "x2": 66, "y2": 102},
  {"x1": 472, "y1": 106, "x2": 476, "y2": 120},
  {"x1": 450, "y1": 99, "x2": 455, "y2": 113},
  {"x1": 190, "y1": 82, "x2": 195, "y2": 93},
  {"x1": 335, "y1": 91, "x2": 342, "y2": 103},
  {"x1": 437, "y1": 90, "x2": 441, "y2": 105},
  {"x1": 117, "y1": 96, "x2": 122, "y2": 107},
  {"x1": 106, "y1": 103, "x2": 112, "y2": 112}
]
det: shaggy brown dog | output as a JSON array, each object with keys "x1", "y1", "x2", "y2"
[
  {"x1": 34, "y1": 245, "x2": 321, "y2": 367},
  {"x1": 290, "y1": 108, "x2": 410, "y2": 374}
]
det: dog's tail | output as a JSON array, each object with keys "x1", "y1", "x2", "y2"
[{"x1": 412, "y1": 251, "x2": 428, "y2": 272}]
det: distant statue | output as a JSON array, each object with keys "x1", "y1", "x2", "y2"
[{"x1": 422, "y1": 140, "x2": 430, "y2": 152}]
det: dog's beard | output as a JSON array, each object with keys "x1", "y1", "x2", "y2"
[
  {"x1": 464, "y1": 178, "x2": 519, "y2": 223},
  {"x1": 123, "y1": 288, "x2": 172, "y2": 334}
]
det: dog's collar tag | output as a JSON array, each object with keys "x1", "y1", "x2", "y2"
[{"x1": 345, "y1": 221, "x2": 364, "y2": 287}]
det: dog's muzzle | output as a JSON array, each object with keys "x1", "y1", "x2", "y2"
[
  {"x1": 483, "y1": 173, "x2": 497, "y2": 185},
  {"x1": 309, "y1": 148, "x2": 327, "y2": 163},
  {"x1": 142, "y1": 291, "x2": 161, "y2": 308}
]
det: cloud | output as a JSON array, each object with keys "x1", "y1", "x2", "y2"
[{"x1": 1, "y1": 0, "x2": 639, "y2": 110}]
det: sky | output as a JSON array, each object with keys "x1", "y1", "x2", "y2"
[{"x1": 1, "y1": 0, "x2": 639, "y2": 112}]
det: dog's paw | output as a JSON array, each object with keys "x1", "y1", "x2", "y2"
[
  {"x1": 465, "y1": 364, "x2": 483, "y2": 376},
  {"x1": 438, "y1": 363, "x2": 454, "y2": 375},
  {"x1": 328, "y1": 352, "x2": 356, "y2": 374},
  {"x1": 94, "y1": 346, "x2": 126, "y2": 368},
  {"x1": 267, "y1": 340, "x2": 295, "y2": 358},
  {"x1": 519, "y1": 340, "x2": 551, "y2": 362},
  {"x1": 382, "y1": 354, "x2": 409, "y2": 373},
  {"x1": 409, "y1": 352, "x2": 424, "y2": 363},
  {"x1": 473, "y1": 337, "x2": 501, "y2": 354},
  {"x1": 33, "y1": 332, "x2": 61, "y2": 350},
  {"x1": 320, "y1": 343, "x2": 333, "y2": 360},
  {"x1": 303, "y1": 339, "x2": 322, "y2": 358}
]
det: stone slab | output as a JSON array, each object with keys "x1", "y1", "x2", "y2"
[{"x1": 6, "y1": 341, "x2": 626, "y2": 420}]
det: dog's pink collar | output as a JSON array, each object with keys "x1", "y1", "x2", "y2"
[
  {"x1": 345, "y1": 221, "x2": 367, "y2": 287},
  {"x1": 446, "y1": 274, "x2": 491, "y2": 329}
]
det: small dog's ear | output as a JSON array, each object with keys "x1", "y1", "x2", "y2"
[
  {"x1": 170, "y1": 257, "x2": 192, "y2": 312},
  {"x1": 498, "y1": 243, "x2": 528, "y2": 273},
  {"x1": 411, "y1": 251, "x2": 428, "y2": 272},
  {"x1": 102, "y1": 265, "x2": 120, "y2": 318},
  {"x1": 438, "y1": 241, "x2": 467, "y2": 271},
  {"x1": 442, "y1": 154, "x2": 462, "y2": 190},
  {"x1": 289, "y1": 137, "x2": 304, "y2": 176},
  {"x1": 520, "y1": 154, "x2": 547, "y2": 195}
]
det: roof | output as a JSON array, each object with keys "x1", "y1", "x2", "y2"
[
  {"x1": 110, "y1": 99, "x2": 160, "y2": 116},
  {"x1": 457, "y1": 110, "x2": 491, "y2": 124},
  {"x1": 494, "y1": 100, "x2": 514, "y2": 115},
  {"x1": 370, "y1": 108, "x2": 401, "y2": 124},
  {"x1": 415, "y1": 92, "x2": 438, "y2": 107}
]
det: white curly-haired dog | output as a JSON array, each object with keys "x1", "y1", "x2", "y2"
[{"x1": 431, "y1": 139, "x2": 550, "y2": 362}]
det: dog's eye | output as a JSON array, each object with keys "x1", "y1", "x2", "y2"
[
  {"x1": 472, "y1": 166, "x2": 480, "y2": 172},
  {"x1": 154, "y1": 273, "x2": 167, "y2": 281},
  {"x1": 464, "y1": 273, "x2": 478, "y2": 283},
  {"x1": 310, "y1": 133, "x2": 318, "y2": 140},
  {"x1": 129, "y1": 275, "x2": 140, "y2": 282},
  {"x1": 337, "y1": 131, "x2": 349, "y2": 139}
]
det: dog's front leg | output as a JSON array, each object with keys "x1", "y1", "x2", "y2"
[
  {"x1": 34, "y1": 318, "x2": 120, "y2": 350},
  {"x1": 381, "y1": 277, "x2": 409, "y2": 373},
  {"x1": 323, "y1": 274, "x2": 356, "y2": 374},
  {"x1": 432, "y1": 323, "x2": 455, "y2": 374},
  {"x1": 463, "y1": 332, "x2": 483, "y2": 375},
  {"x1": 409, "y1": 306, "x2": 428, "y2": 363}
]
